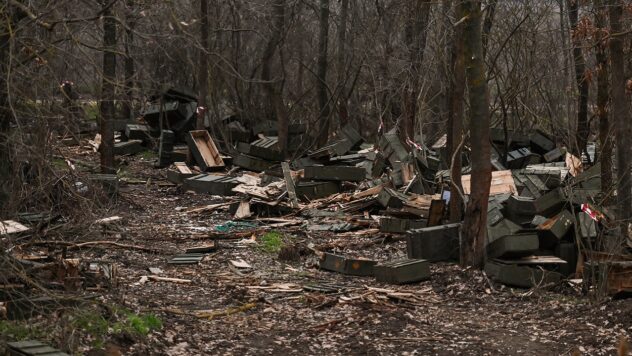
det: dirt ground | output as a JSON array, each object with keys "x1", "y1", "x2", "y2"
[{"x1": 29, "y1": 147, "x2": 632, "y2": 355}]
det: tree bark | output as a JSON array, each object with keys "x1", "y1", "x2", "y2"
[
  {"x1": 99, "y1": 0, "x2": 116, "y2": 174},
  {"x1": 594, "y1": 0, "x2": 612, "y2": 193},
  {"x1": 197, "y1": 0, "x2": 209, "y2": 130},
  {"x1": 402, "y1": 0, "x2": 431, "y2": 143},
  {"x1": 608, "y1": 0, "x2": 632, "y2": 232},
  {"x1": 481, "y1": 0, "x2": 496, "y2": 57},
  {"x1": 447, "y1": 0, "x2": 466, "y2": 223},
  {"x1": 0, "y1": 14, "x2": 12, "y2": 205},
  {"x1": 122, "y1": 0, "x2": 136, "y2": 122},
  {"x1": 261, "y1": 0, "x2": 289, "y2": 156},
  {"x1": 566, "y1": 0, "x2": 590, "y2": 160},
  {"x1": 335, "y1": 0, "x2": 349, "y2": 129},
  {"x1": 316, "y1": 0, "x2": 331, "y2": 147},
  {"x1": 460, "y1": 0, "x2": 492, "y2": 268}
]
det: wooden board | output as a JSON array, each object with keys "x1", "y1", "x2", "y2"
[
  {"x1": 0, "y1": 220, "x2": 30, "y2": 236},
  {"x1": 461, "y1": 170, "x2": 517, "y2": 195}
]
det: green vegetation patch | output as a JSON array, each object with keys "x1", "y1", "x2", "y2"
[{"x1": 259, "y1": 231, "x2": 285, "y2": 253}]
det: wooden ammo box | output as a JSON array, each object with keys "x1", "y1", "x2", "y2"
[
  {"x1": 183, "y1": 174, "x2": 238, "y2": 195},
  {"x1": 485, "y1": 259, "x2": 564, "y2": 288},
  {"x1": 236, "y1": 137, "x2": 283, "y2": 162},
  {"x1": 486, "y1": 233, "x2": 539, "y2": 259},
  {"x1": 125, "y1": 124, "x2": 157, "y2": 142},
  {"x1": 303, "y1": 165, "x2": 366, "y2": 182},
  {"x1": 377, "y1": 187, "x2": 409, "y2": 208},
  {"x1": 379, "y1": 132, "x2": 409, "y2": 166},
  {"x1": 379, "y1": 217, "x2": 427, "y2": 234},
  {"x1": 319, "y1": 253, "x2": 376, "y2": 277},
  {"x1": 88, "y1": 174, "x2": 119, "y2": 196},
  {"x1": 537, "y1": 210, "x2": 574, "y2": 249},
  {"x1": 374, "y1": 259, "x2": 430, "y2": 284},
  {"x1": 232, "y1": 153, "x2": 274, "y2": 172},
  {"x1": 505, "y1": 195, "x2": 537, "y2": 224},
  {"x1": 114, "y1": 139, "x2": 143, "y2": 156},
  {"x1": 7, "y1": 340, "x2": 69, "y2": 356},
  {"x1": 295, "y1": 181, "x2": 340, "y2": 200},
  {"x1": 406, "y1": 223, "x2": 460, "y2": 262},
  {"x1": 167, "y1": 162, "x2": 196, "y2": 184},
  {"x1": 529, "y1": 129, "x2": 556, "y2": 154},
  {"x1": 186, "y1": 130, "x2": 225, "y2": 171},
  {"x1": 534, "y1": 188, "x2": 567, "y2": 217}
]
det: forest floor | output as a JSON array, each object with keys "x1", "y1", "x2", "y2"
[{"x1": 16, "y1": 146, "x2": 631, "y2": 355}]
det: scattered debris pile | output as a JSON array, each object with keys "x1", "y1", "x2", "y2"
[{"x1": 124, "y1": 121, "x2": 629, "y2": 294}]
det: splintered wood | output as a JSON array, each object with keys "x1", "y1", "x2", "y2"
[
  {"x1": 0, "y1": 220, "x2": 30, "y2": 236},
  {"x1": 461, "y1": 170, "x2": 517, "y2": 195}
]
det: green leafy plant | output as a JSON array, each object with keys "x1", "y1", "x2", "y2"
[{"x1": 259, "y1": 231, "x2": 284, "y2": 253}]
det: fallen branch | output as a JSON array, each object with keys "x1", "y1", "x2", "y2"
[
  {"x1": 147, "y1": 275, "x2": 192, "y2": 284},
  {"x1": 21, "y1": 240, "x2": 159, "y2": 253}
]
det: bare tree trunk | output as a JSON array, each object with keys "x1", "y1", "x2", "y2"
[
  {"x1": 460, "y1": 0, "x2": 492, "y2": 268},
  {"x1": 121, "y1": 0, "x2": 136, "y2": 122},
  {"x1": 403, "y1": 0, "x2": 431, "y2": 142},
  {"x1": 100, "y1": 0, "x2": 116, "y2": 174},
  {"x1": 0, "y1": 16, "x2": 12, "y2": 205},
  {"x1": 197, "y1": 0, "x2": 209, "y2": 130},
  {"x1": 447, "y1": 0, "x2": 466, "y2": 223},
  {"x1": 608, "y1": 0, "x2": 632, "y2": 231},
  {"x1": 594, "y1": 0, "x2": 612, "y2": 193},
  {"x1": 316, "y1": 0, "x2": 330, "y2": 147},
  {"x1": 261, "y1": 0, "x2": 289, "y2": 156},
  {"x1": 336, "y1": 0, "x2": 349, "y2": 129},
  {"x1": 481, "y1": 0, "x2": 496, "y2": 57},
  {"x1": 567, "y1": 0, "x2": 589, "y2": 160}
]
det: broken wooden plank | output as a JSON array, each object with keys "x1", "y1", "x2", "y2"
[
  {"x1": 0, "y1": 220, "x2": 30, "y2": 236},
  {"x1": 282, "y1": 162, "x2": 299, "y2": 208},
  {"x1": 462, "y1": 170, "x2": 517, "y2": 196}
]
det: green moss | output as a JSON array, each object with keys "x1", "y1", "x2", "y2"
[
  {"x1": 72, "y1": 307, "x2": 162, "y2": 349},
  {"x1": 0, "y1": 320, "x2": 45, "y2": 341},
  {"x1": 84, "y1": 102, "x2": 99, "y2": 121},
  {"x1": 139, "y1": 150, "x2": 157, "y2": 160},
  {"x1": 259, "y1": 231, "x2": 285, "y2": 253}
]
